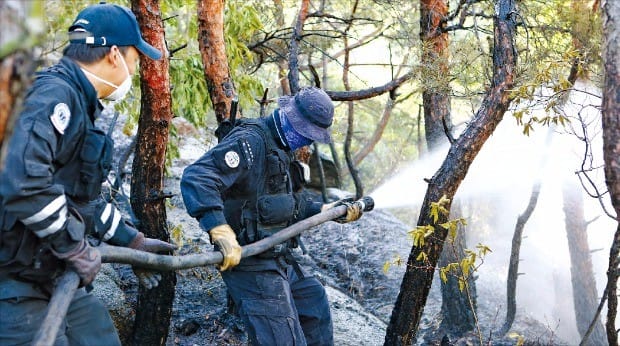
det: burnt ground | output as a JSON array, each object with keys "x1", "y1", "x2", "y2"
[
  {"x1": 92, "y1": 179, "x2": 570, "y2": 346},
  {"x1": 91, "y1": 115, "x2": 572, "y2": 345}
]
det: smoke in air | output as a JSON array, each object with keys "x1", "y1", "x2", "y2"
[{"x1": 369, "y1": 81, "x2": 615, "y2": 342}]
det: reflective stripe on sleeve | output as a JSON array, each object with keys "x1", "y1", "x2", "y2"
[
  {"x1": 102, "y1": 207, "x2": 121, "y2": 241},
  {"x1": 33, "y1": 205, "x2": 68, "y2": 238},
  {"x1": 100, "y1": 203, "x2": 113, "y2": 224},
  {"x1": 21, "y1": 195, "x2": 67, "y2": 226}
]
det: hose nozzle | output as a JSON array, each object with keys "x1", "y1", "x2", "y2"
[{"x1": 355, "y1": 196, "x2": 375, "y2": 212}]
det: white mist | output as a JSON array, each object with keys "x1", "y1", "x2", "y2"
[{"x1": 370, "y1": 81, "x2": 615, "y2": 342}]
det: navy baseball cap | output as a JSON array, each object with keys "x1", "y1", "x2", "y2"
[
  {"x1": 278, "y1": 87, "x2": 334, "y2": 143},
  {"x1": 68, "y1": 2, "x2": 162, "y2": 60}
]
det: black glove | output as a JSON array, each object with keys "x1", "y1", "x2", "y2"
[
  {"x1": 321, "y1": 198, "x2": 363, "y2": 223},
  {"x1": 128, "y1": 232, "x2": 177, "y2": 289}
]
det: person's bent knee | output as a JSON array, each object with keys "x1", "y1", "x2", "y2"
[{"x1": 240, "y1": 298, "x2": 306, "y2": 345}]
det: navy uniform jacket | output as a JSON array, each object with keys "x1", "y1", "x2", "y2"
[
  {"x1": 181, "y1": 116, "x2": 322, "y2": 264},
  {"x1": 0, "y1": 57, "x2": 138, "y2": 285}
]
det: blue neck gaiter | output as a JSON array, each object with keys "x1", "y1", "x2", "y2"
[{"x1": 278, "y1": 110, "x2": 313, "y2": 150}]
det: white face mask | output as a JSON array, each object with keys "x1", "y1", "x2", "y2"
[{"x1": 81, "y1": 52, "x2": 132, "y2": 102}]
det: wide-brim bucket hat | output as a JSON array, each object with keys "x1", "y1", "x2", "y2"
[{"x1": 277, "y1": 87, "x2": 334, "y2": 143}]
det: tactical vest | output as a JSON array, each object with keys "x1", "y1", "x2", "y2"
[{"x1": 221, "y1": 120, "x2": 298, "y2": 252}]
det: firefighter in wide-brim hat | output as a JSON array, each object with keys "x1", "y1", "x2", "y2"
[{"x1": 181, "y1": 87, "x2": 363, "y2": 345}]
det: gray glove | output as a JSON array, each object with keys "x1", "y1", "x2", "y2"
[
  {"x1": 128, "y1": 232, "x2": 177, "y2": 289},
  {"x1": 51, "y1": 238, "x2": 101, "y2": 287}
]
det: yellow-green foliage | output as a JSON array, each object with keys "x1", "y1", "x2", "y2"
[
  {"x1": 509, "y1": 0, "x2": 602, "y2": 135},
  {"x1": 394, "y1": 195, "x2": 491, "y2": 289},
  {"x1": 169, "y1": 223, "x2": 185, "y2": 249},
  {"x1": 408, "y1": 195, "x2": 452, "y2": 251},
  {"x1": 438, "y1": 243, "x2": 491, "y2": 291},
  {"x1": 508, "y1": 332, "x2": 525, "y2": 346},
  {"x1": 382, "y1": 254, "x2": 403, "y2": 274},
  {"x1": 223, "y1": 1, "x2": 264, "y2": 116}
]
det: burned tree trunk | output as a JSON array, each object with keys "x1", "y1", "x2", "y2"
[
  {"x1": 272, "y1": 0, "x2": 290, "y2": 95},
  {"x1": 437, "y1": 201, "x2": 477, "y2": 341},
  {"x1": 418, "y1": 0, "x2": 476, "y2": 339},
  {"x1": 420, "y1": 0, "x2": 452, "y2": 149},
  {"x1": 562, "y1": 180, "x2": 607, "y2": 345},
  {"x1": 0, "y1": 1, "x2": 41, "y2": 168},
  {"x1": 500, "y1": 181, "x2": 541, "y2": 335},
  {"x1": 197, "y1": 0, "x2": 235, "y2": 124},
  {"x1": 601, "y1": 1, "x2": 620, "y2": 345},
  {"x1": 384, "y1": 0, "x2": 517, "y2": 343},
  {"x1": 342, "y1": 1, "x2": 364, "y2": 200},
  {"x1": 130, "y1": 1, "x2": 176, "y2": 345},
  {"x1": 287, "y1": 0, "x2": 310, "y2": 94}
]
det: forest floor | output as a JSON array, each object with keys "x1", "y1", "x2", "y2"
[
  {"x1": 92, "y1": 115, "x2": 573, "y2": 345},
  {"x1": 94, "y1": 179, "x2": 570, "y2": 345}
]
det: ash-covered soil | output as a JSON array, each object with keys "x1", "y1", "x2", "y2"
[
  {"x1": 92, "y1": 114, "x2": 570, "y2": 345},
  {"x1": 93, "y1": 178, "x2": 568, "y2": 345}
]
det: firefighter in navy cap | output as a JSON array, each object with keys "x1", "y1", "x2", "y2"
[
  {"x1": 0, "y1": 3, "x2": 176, "y2": 345},
  {"x1": 181, "y1": 87, "x2": 363, "y2": 345}
]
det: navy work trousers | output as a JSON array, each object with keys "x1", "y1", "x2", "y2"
[
  {"x1": 0, "y1": 279, "x2": 121, "y2": 346},
  {"x1": 222, "y1": 258, "x2": 334, "y2": 346}
]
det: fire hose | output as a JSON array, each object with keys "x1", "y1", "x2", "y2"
[{"x1": 33, "y1": 197, "x2": 374, "y2": 345}]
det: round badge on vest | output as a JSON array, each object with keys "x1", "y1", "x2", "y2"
[{"x1": 224, "y1": 151, "x2": 240, "y2": 168}]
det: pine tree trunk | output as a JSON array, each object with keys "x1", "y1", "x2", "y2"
[
  {"x1": 438, "y1": 202, "x2": 477, "y2": 339},
  {"x1": 197, "y1": 0, "x2": 235, "y2": 124},
  {"x1": 130, "y1": 1, "x2": 176, "y2": 345},
  {"x1": 0, "y1": 1, "x2": 41, "y2": 168},
  {"x1": 384, "y1": 0, "x2": 517, "y2": 343},
  {"x1": 601, "y1": 1, "x2": 620, "y2": 344},
  {"x1": 419, "y1": 0, "x2": 476, "y2": 339},
  {"x1": 501, "y1": 182, "x2": 541, "y2": 335},
  {"x1": 562, "y1": 180, "x2": 607, "y2": 345},
  {"x1": 420, "y1": 0, "x2": 451, "y2": 149}
]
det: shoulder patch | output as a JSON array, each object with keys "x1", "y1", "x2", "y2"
[
  {"x1": 50, "y1": 103, "x2": 71, "y2": 135},
  {"x1": 224, "y1": 151, "x2": 240, "y2": 168}
]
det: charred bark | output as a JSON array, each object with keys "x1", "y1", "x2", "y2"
[
  {"x1": 197, "y1": 0, "x2": 235, "y2": 124},
  {"x1": 288, "y1": 0, "x2": 310, "y2": 94},
  {"x1": 344, "y1": 97, "x2": 363, "y2": 199},
  {"x1": 342, "y1": 0, "x2": 363, "y2": 200},
  {"x1": 384, "y1": 0, "x2": 517, "y2": 343},
  {"x1": 419, "y1": 0, "x2": 476, "y2": 338},
  {"x1": 562, "y1": 180, "x2": 607, "y2": 345},
  {"x1": 129, "y1": 1, "x2": 176, "y2": 345},
  {"x1": 601, "y1": 1, "x2": 620, "y2": 345},
  {"x1": 326, "y1": 72, "x2": 413, "y2": 101},
  {"x1": 500, "y1": 181, "x2": 540, "y2": 335},
  {"x1": 0, "y1": 52, "x2": 35, "y2": 170},
  {"x1": 0, "y1": 1, "x2": 39, "y2": 169},
  {"x1": 437, "y1": 202, "x2": 477, "y2": 339}
]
